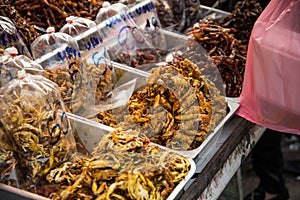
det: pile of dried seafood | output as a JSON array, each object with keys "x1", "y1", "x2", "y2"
[
  {"x1": 0, "y1": 0, "x2": 39, "y2": 50},
  {"x1": 94, "y1": 54, "x2": 227, "y2": 150},
  {"x1": 186, "y1": 18, "x2": 247, "y2": 97},
  {"x1": 37, "y1": 129, "x2": 191, "y2": 200},
  {"x1": 220, "y1": 0, "x2": 262, "y2": 47}
]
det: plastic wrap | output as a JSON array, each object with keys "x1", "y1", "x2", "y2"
[
  {"x1": 237, "y1": 0, "x2": 300, "y2": 135},
  {"x1": 31, "y1": 27, "x2": 92, "y2": 116},
  {"x1": 0, "y1": 16, "x2": 32, "y2": 58},
  {"x1": 140, "y1": 0, "x2": 201, "y2": 32},
  {"x1": 0, "y1": 47, "x2": 44, "y2": 88},
  {"x1": 0, "y1": 71, "x2": 77, "y2": 188}
]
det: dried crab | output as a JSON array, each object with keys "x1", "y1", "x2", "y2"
[
  {"x1": 42, "y1": 129, "x2": 190, "y2": 200},
  {"x1": 0, "y1": 85, "x2": 76, "y2": 186}
]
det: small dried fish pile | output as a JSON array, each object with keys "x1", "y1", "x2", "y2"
[
  {"x1": 92, "y1": 55, "x2": 226, "y2": 150},
  {"x1": 42, "y1": 129, "x2": 191, "y2": 200},
  {"x1": 186, "y1": 19, "x2": 247, "y2": 97},
  {"x1": 220, "y1": 0, "x2": 262, "y2": 47},
  {"x1": 0, "y1": 76, "x2": 77, "y2": 186}
]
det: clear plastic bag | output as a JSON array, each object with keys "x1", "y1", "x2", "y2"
[
  {"x1": 0, "y1": 47, "x2": 44, "y2": 88},
  {"x1": 126, "y1": 0, "x2": 167, "y2": 50},
  {"x1": 31, "y1": 27, "x2": 92, "y2": 117},
  {"x1": 0, "y1": 70, "x2": 77, "y2": 187},
  {"x1": 237, "y1": 0, "x2": 300, "y2": 135},
  {"x1": 0, "y1": 16, "x2": 32, "y2": 59},
  {"x1": 95, "y1": 1, "x2": 129, "y2": 24},
  {"x1": 96, "y1": 3, "x2": 163, "y2": 71},
  {"x1": 60, "y1": 16, "x2": 116, "y2": 109}
]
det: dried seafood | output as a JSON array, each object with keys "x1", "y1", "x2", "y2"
[
  {"x1": 0, "y1": 79, "x2": 77, "y2": 186},
  {"x1": 95, "y1": 55, "x2": 227, "y2": 150},
  {"x1": 0, "y1": 0, "x2": 39, "y2": 51},
  {"x1": 83, "y1": 58, "x2": 114, "y2": 102},
  {"x1": 44, "y1": 57, "x2": 90, "y2": 114},
  {"x1": 10, "y1": 0, "x2": 104, "y2": 32},
  {"x1": 91, "y1": 110, "x2": 118, "y2": 128},
  {"x1": 111, "y1": 48, "x2": 163, "y2": 69},
  {"x1": 186, "y1": 19, "x2": 247, "y2": 97},
  {"x1": 221, "y1": 0, "x2": 262, "y2": 47},
  {"x1": 0, "y1": 123, "x2": 18, "y2": 187},
  {"x1": 117, "y1": 55, "x2": 226, "y2": 150},
  {"x1": 42, "y1": 129, "x2": 190, "y2": 200}
]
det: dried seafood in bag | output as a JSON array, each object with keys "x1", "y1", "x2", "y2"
[
  {"x1": 95, "y1": 1, "x2": 129, "y2": 24},
  {"x1": 0, "y1": 122, "x2": 19, "y2": 187},
  {"x1": 0, "y1": 16, "x2": 32, "y2": 58},
  {"x1": 60, "y1": 16, "x2": 115, "y2": 104},
  {"x1": 43, "y1": 129, "x2": 191, "y2": 200},
  {"x1": 0, "y1": 47, "x2": 44, "y2": 88},
  {"x1": 0, "y1": 71, "x2": 77, "y2": 187},
  {"x1": 31, "y1": 27, "x2": 92, "y2": 116}
]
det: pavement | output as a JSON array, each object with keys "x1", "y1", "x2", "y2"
[{"x1": 241, "y1": 134, "x2": 300, "y2": 200}]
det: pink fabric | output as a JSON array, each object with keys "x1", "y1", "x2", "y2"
[{"x1": 237, "y1": 0, "x2": 300, "y2": 135}]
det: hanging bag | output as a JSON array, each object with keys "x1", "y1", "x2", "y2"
[{"x1": 237, "y1": 0, "x2": 300, "y2": 134}]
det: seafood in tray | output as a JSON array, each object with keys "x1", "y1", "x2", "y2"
[
  {"x1": 89, "y1": 53, "x2": 235, "y2": 157},
  {"x1": 0, "y1": 114, "x2": 196, "y2": 200}
]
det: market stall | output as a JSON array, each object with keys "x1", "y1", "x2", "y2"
[{"x1": 0, "y1": 1, "x2": 266, "y2": 200}]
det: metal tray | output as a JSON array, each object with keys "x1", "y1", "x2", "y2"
[
  {"x1": 68, "y1": 113, "x2": 197, "y2": 200},
  {"x1": 0, "y1": 113, "x2": 196, "y2": 200}
]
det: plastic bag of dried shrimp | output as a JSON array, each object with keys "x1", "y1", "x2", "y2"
[
  {"x1": 60, "y1": 16, "x2": 117, "y2": 110},
  {"x1": 0, "y1": 16, "x2": 32, "y2": 59},
  {"x1": 237, "y1": 0, "x2": 300, "y2": 135},
  {"x1": 0, "y1": 123, "x2": 19, "y2": 188},
  {"x1": 0, "y1": 70, "x2": 77, "y2": 188},
  {"x1": 0, "y1": 47, "x2": 44, "y2": 88},
  {"x1": 42, "y1": 129, "x2": 193, "y2": 200},
  {"x1": 30, "y1": 27, "x2": 93, "y2": 117},
  {"x1": 96, "y1": 6, "x2": 163, "y2": 69},
  {"x1": 95, "y1": 1, "x2": 129, "y2": 24}
]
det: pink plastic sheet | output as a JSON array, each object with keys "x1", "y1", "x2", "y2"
[{"x1": 237, "y1": 0, "x2": 300, "y2": 135}]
